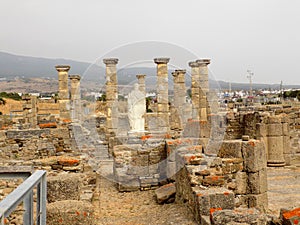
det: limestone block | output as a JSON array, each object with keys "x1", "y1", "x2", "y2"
[
  {"x1": 282, "y1": 123, "x2": 290, "y2": 136},
  {"x1": 217, "y1": 140, "x2": 242, "y2": 158},
  {"x1": 196, "y1": 188, "x2": 234, "y2": 216},
  {"x1": 140, "y1": 176, "x2": 159, "y2": 188},
  {"x1": 47, "y1": 173, "x2": 81, "y2": 203},
  {"x1": 47, "y1": 200, "x2": 94, "y2": 225},
  {"x1": 248, "y1": 192, "x2": 268, "y2": 212},
  {"x1": 155, "y1": 183, "x2": 176, "y2": 204},
  {"x1": 267, "y1": 123, "x2": 283, "y2": 136},
  {"x1": 211, "y1": 208, "x2": 267, "y2": 225},
  {"x1": 247, "y1": 169, "x2": 268, "y2": 194},
  {"x1": 267, "y1": 136, "x2": 285, "y2": 166},
  {"x1": 235, "y1": 172, "x2": 247, "y2": 195},
  {"x1": 242, "y1": 140, "x2": 266, "y2": 173}
]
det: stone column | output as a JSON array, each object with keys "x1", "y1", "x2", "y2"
[
  {"x1": 22, "y1": 95, "x2": 38, "y2": 129},
  {"x1": 154, "y1": 58, "x2": 170, "y2": 133},
  {"x1": 196, "y1": 59, "x2": 210, "y2": 121},
  {"x1": 172, "y1": 69, "x2": 186, "y2": 130},
  {"x1": 189, "y1": 61, "x2": 200, "y2": 120},
  {"x1": 267, "y1": 116, "x2": 285, "y2": 167},
  {"x1": 136, "y1": 74, "x2": 146, "y2": 95},
  {"x1": 103, "y1": 58, "x2": 119, "y2": 135},
  {"x1": 69, "y1": 74, "x2": 81, "y2": 121},
  {"x1": 55, "y1": 65, "x2": 71, "y2": 121}
]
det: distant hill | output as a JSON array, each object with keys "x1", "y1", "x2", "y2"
[
  {"x1": 0, "y1": 51, "x2": 299, "y2": 90},
  {"x1": 0, "y1": 51, "x2": 103, "y2": 79}
]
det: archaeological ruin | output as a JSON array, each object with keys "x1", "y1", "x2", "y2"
[{"x1": 0, "y1": 57, "x2": 300, "y2": 225}]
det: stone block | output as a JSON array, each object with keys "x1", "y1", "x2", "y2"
[
  {"x1": 47, "y1": 173, "x2": 81, "y2": 203},
  {"x1": 235, "y1": 171, "x2": 247, "y2": 195},
  {"x1": 256, "y1": 123, "x2": 267, "y2": 138},
  {"x1": 196, "y1": 188, "x2": 234, "y2": 216},
  {"x1": 282, "y1": 123, "x2": 290, "y2": 136},
  {"x1": 248, "y1": 192, "x2": 268, "y2": 212},
  {"x1": 118, "y1": 177, "x2": 140, "y2": 192},
  {"x1": 140, "y1": 176, "x2": 158, "y2": 188},
  {"x1": 267, "y1": 123, "x2": 283, "y2": 136},
  {"x1": 47, "y1": 200, "x2": 94, "y2": 225},
  {"x1": 211, "y1": 208, "x2": 267, "y2": 225},
  {"x1": 155, "y1": 183, "x2": 176, "y2": 204},
  {"x1": 217, "y1": 140, "x2": 242, "y2": 158},
  {"x1": 242, "y1": 140, "x2": 266, "y2": 172},
  {"x1": 248, "y1": 169, "x2": 268, "y2": 194}
]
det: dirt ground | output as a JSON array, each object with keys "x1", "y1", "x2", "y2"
[{"x1": 93, "y1": 176, "x2": 197, "y2": 225}]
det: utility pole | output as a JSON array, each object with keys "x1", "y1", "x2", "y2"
[{"x1": 247, "y1": 70, "x2": 254, "y2": 97}]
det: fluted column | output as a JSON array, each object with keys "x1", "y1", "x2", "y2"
[
  {"x1": 189, "y1": 61, "x2": 200, "y2": 120},
  {"x1": 103, "y1": 58, "x2": 119, "y2": 135},
  {"x1": 154, "y1": 58, "x2": 170, "y2": 132},
  {"x1": 69, "y1": 74, "x2": 81, "y2": 121},
  {"x1": 55, "y1": 65, "x2": 71, "y2": 120}
]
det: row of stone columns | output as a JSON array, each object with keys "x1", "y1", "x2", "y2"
[
  {"x1": 55, "y1": 65, "x2": 81, "y2": 121},
  {"x1": 102, "y1": 57, "x2": 211, "y2": 136}
]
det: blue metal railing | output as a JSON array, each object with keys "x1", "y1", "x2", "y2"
[{"x1": 0, "y1": 170, "x2": 47, "y2": 225}]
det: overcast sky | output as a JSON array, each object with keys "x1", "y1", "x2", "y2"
[{"x1": 1, "y1": 0, "x2": 299, "y2": 84}]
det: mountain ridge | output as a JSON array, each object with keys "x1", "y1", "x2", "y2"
[{"x1": 0, "y1": 51, "x2": 299, "y2": 90}]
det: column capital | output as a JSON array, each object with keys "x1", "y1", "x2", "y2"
[
  {"x1": 69, "y1": 74, "x2": 81, "y2": 81},
  {"x1": 172, "y1": 69, "x2": 186, "y2": 77},
  {"x1": 154, "y1": 58, "x2": 170, "y2": 64},
  {"x1": 175, "y1": 69, "x2": 186, "y2": 74},
  {"x1": 188, "y1": 61, "x2": 199, "y2": 68},
  {"x1": 136, "y1": 74, "x2": 146, "y2": 79},
  {"x1": 55, "y1": 65, "x2": 70, "y2": 72},
  {"x1": 103, "y1": 58, "x2": 119, "y2": 65},
  {"x1": 196, "y1": 59, "x2": 211, "y2": 65}
]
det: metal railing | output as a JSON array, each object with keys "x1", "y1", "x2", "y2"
[{"x1": 0, "y1": 170, "x2": 47, "y2": 225}]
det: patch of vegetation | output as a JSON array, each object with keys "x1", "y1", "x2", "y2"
[
  {"x1": 0, "y1": 92, "x2": 22, "y2": 101},
  {"x1": 97, "y1": 94, "x2": 106, "y2": 102},
  {"x1": 283, "y1": 90, "x2": 300, "y2": 101}
]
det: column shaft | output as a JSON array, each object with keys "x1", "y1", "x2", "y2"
[
  {"x1": 154, "y1": 58, "x2": 170, "y2": 132},
  {"x1": 55, "y1": 65, "x2": 71, "y2": 120},
  {"x1": 103, "y1": 58, "x2": 119, "y2": 135}
]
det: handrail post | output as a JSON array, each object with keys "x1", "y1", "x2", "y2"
[{"x1": 24, "y1": 191, "x2": 33, "y2": 225}]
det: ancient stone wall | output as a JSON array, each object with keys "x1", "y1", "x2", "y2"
[
  {"x1": 174, "y1": 139, "x2": 269, "y2": 224},
  {"x1": 113, "y1": 138, "x2": 166, "y2": 191},
  {"x1": 0, "y1": 127, "x2": 72, "y2": 160}
]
